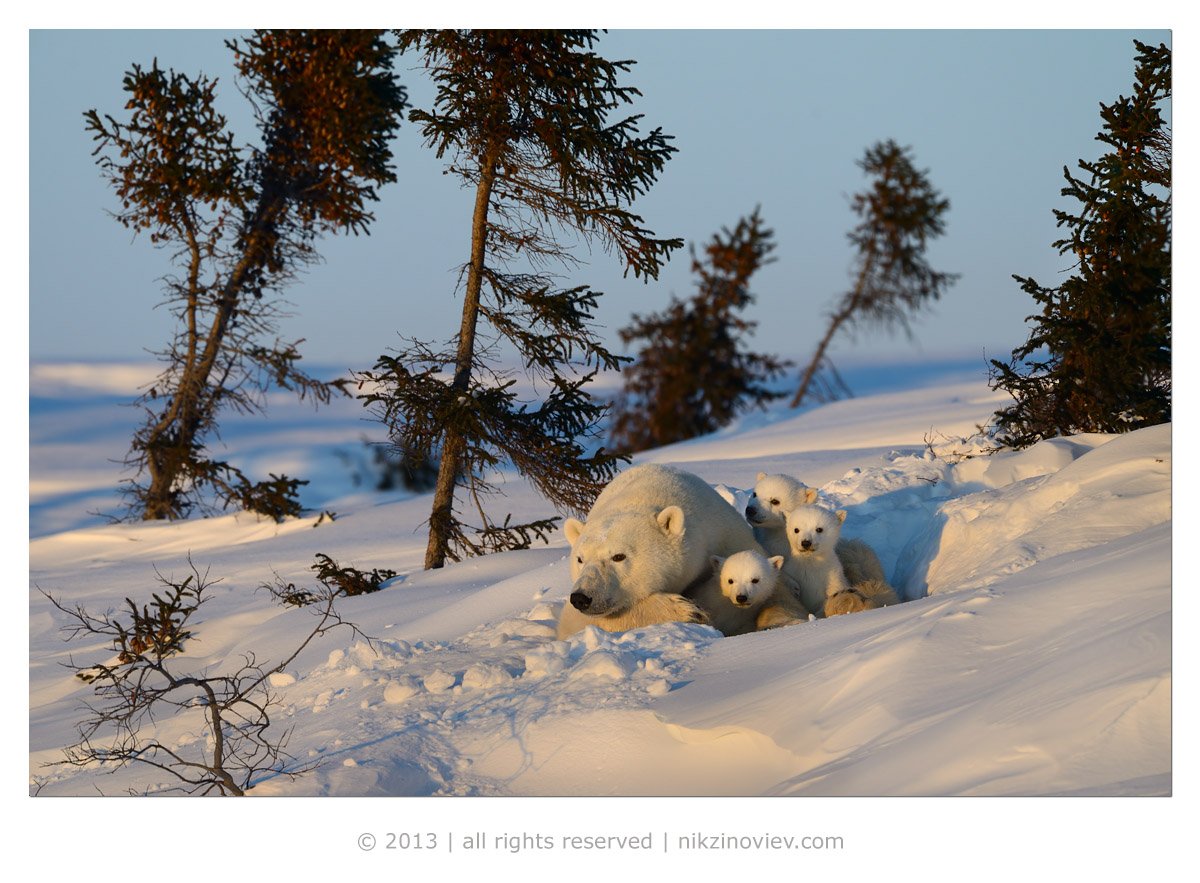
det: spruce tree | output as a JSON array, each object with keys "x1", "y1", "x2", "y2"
[
  {"x1": 360, "y1": 30, "x2": 680, "y2": 569},
  {"x1": 609, "y1": 209, "x2": 789, "y2": 453},
  {"x1": 86, "y1": 31, "x2": 407, "y2": 520},
  {"x1": 791, "y1": 140, "x2": 957, "y2": 407},
  {"x1": 990, "y1": 40, "x2": 1171, "y2": 448}
]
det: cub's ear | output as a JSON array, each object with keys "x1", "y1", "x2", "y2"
[
  {"x1": 564, "y1": 517, "x2": 586, "y2": 547},
  {"x1": 756, "y1": 471, "x2": 767, "y2": 482},
  {"x1": 656, "y1": 505, "x2": 685, "y2": 537},
  {"x1": 802, "y1": 488, "x2": 817, "y2": 504},
  {"x1": 835, "y1": 510, "x2": 847, "y2": 524},
  {"x1": 769, "y1": 555, "x2": 785, "y2": 571},
  {"x1": 710, "y1": 555, "x2": 725, "y2": 573}
]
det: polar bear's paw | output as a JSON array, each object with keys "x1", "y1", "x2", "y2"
[{"x1": 628, "y1": 593, "x2": 711, "y2": 629}]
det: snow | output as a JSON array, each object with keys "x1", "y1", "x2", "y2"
[{"x1": 24, "y1": 358, "x2": 1186, "y2": 877}]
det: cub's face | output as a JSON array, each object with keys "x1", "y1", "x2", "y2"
[
  {"x1": 745, "y1": 473, "x2": 815, "y2": 529},
  {"x1": 562, "y1": 507, "x2": 685, "y2": 617},
  {"x1": 714, "y1": 551, "x2": 783, "y2": 607},
  {"x1": 785, "y1": 506, "x2": 846, "y2": 558}
]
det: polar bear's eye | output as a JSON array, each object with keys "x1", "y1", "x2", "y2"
[
  {"x1": 611, "y1": 553, "x2": 626, "y2": 562},
  {"x1": 769, "y1": 499, "x2": 780, "y2": 506},
  {"x1": 727, "y1": 578, "x2": 734, "y2": 585},
  {"x1": 751, "y1": 578, "x2": 760, "y2": 584},
  {"x1": 793, "y1": 527, "x2": 800, "y2": 533},
  {"x1": 576, "y1": 556, "x2": 583, "y2": 564},
  {"x1": 816, "y1": 527, "x2": 824, "y2": 533}
]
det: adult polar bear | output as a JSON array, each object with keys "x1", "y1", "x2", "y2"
[{"x1": 556, "y1": 463, "x2": 763, "y2": 640}]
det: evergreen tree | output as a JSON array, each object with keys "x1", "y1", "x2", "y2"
[
  {"x1": 86, "y1": 31, "x2": 408, "y2": 520},
  {"x1": 990, "y1": 40, "x2": 1171, "y2": 448},
  {"x1": 609, "y1": 209, "x2": 789, "y2": 453},
  {"x1": 360, "y1": 30, "x2": 680, "y2": 569},
  {"x1": 791, "y1": 140, "x2": 957, "y2": 407}
]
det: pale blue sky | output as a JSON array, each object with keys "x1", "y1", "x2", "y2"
[{"x1": 29, "y1": 29, "x2": 1171, "y2": 377}]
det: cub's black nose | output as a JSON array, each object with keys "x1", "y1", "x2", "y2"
[
  {"x1": 801, "y1": 539, "x2": 812, "y2": 550},
  {"x1": 570, "y1": 591, "x2": 592, "y2": 612},
  {"x1": 735, "y1": 593, "x2": 749, "y2": 604}
]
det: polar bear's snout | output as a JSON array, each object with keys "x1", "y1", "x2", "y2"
[{"x1": 570, "y1": 563, "x2": 626, "y2": 616}]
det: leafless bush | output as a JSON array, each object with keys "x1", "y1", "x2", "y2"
[{"x1": 42, "y1": 558, "x2": 368, "y2": 795}]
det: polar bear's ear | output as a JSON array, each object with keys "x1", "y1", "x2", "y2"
[
  {"x1": 756, "y1": 471, "x2": 767, "y2": 482},
  {"x1": 564, "y1": 517, "x2": 585, "y2": 547},
  {"x1": 835, "y1": 510, "x2": 847, "y2": 524},
  {"x1": 804, "y1": 488, "x2": 818, "y2": 504},
  {"x1": 656, "y1": 506, "x2": 685, "y2": 537},
  {"x1": 768, "y1": 555, "x2": 785, "y2": 571}
]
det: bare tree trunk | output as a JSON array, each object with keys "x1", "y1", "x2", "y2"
[
  {"x1": 140, "y1": 200, "x2": 283, "y2": 519},
  {"x1": 789, "y1": 253, "x2": 874, "y2": 409},
  {"x1": 789, "y1": 310, "x2": 849, "y2": 408},
  {"x1": 424, "y1": 153, "x2": 498, "y2": 569}
]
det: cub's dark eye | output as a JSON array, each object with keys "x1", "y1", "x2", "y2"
[
  {"x1": 611, "y1": 553, "x2": 626, "y2": 562},
  {"x1": 793, "y1": 527, "x2": 800, "y2": 533},
  {"x1": 577, "y1": 556, "x2": 583, "y2": 564},
  {"x1": 751, "y1": 578, "x2": 760, "y2": 584},
  {"x1": 816, "y1": 527, "x2": 824, "y2": 533},
  {"x1": 770, "y1": 499, "x2": 780, "y2": 506},
  {"x1": 727, "y1": 578, "x2": 734, "y2": 585}
]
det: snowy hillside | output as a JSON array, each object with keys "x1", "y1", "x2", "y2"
[{"x1": 26, "y1": 360, "x2": 1176, "y2": 870}]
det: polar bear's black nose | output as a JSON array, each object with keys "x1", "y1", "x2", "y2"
[
  {"x1": 735, "y1": 593, "x2": 749, "y2": 604},
  {"x1": 800, "y1": 539, "x2": 812, "y2": 550},
  {"x1": 570, "y1": 591, "x2": 593, "y2": 612}
]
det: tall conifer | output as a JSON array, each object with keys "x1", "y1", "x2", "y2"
[
  {"x1": 990, "y1": 41, "x2": 1171, "y2": 447},
  {"x1": 361, "y1": 31, "x2": 680, "y2": 569},
  {"x1": 609, "y1": 209, "x2": 788, "y2": 453},
  {"x1": 86, "y1": 31, "x2": 407, "y2": 520},
  {"x1": 791, "y1": 140, "x2": 956, "y2": 408}
]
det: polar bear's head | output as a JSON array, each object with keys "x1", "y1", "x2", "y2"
[
  {"x1": 711, "y1": 550, "x2": 784, "y2": 607},
  {"x1": 562, "y1": 508, "x2": 687, "y2": 617},
  {"x1": 785, "y1": 505, "x2": 846, "y2": 559},
  {"x1": 745, "y1": 472, "x2": 817, "y2": 529}
]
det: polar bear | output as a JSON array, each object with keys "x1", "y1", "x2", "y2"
[
  {"x1": 747, "y1": 472, "x2": 887, "y2": 586},
  {"x1": 556, "y1": 463, "x2": 762, "y2": 640},
  {"x1": 694, "y1": 550, "x2": 810, "y2": 636},
  {"x1": 782, "y1": 505, "x2": 895, "y2": 617}
]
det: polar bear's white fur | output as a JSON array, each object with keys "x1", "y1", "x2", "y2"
[
  {"x1": 556, "y1": 464, "x2": 761, "y2": 640},
  {"x1": 746, "y1": 472, "x2": 886, "y2": 586},
  {"x1": 782, "y1": 505, "x2": 894, "y2": 617},
  {"x1": 694, "y1": 550, "x2": 810, "y2": 635}
]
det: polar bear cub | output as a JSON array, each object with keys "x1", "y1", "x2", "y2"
[
  {"x1": 783, "y1": 505, "x2": 896, "y2": 617},
  {"x1": 744, "y1": 472, "x2": 817, "y2": 558},
  {"x1": 713, "y1": 550, "x2": 810, "y2": 633},
  {"x1": 688, "y1": 550, "x2": 810, "y2": 636}
]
